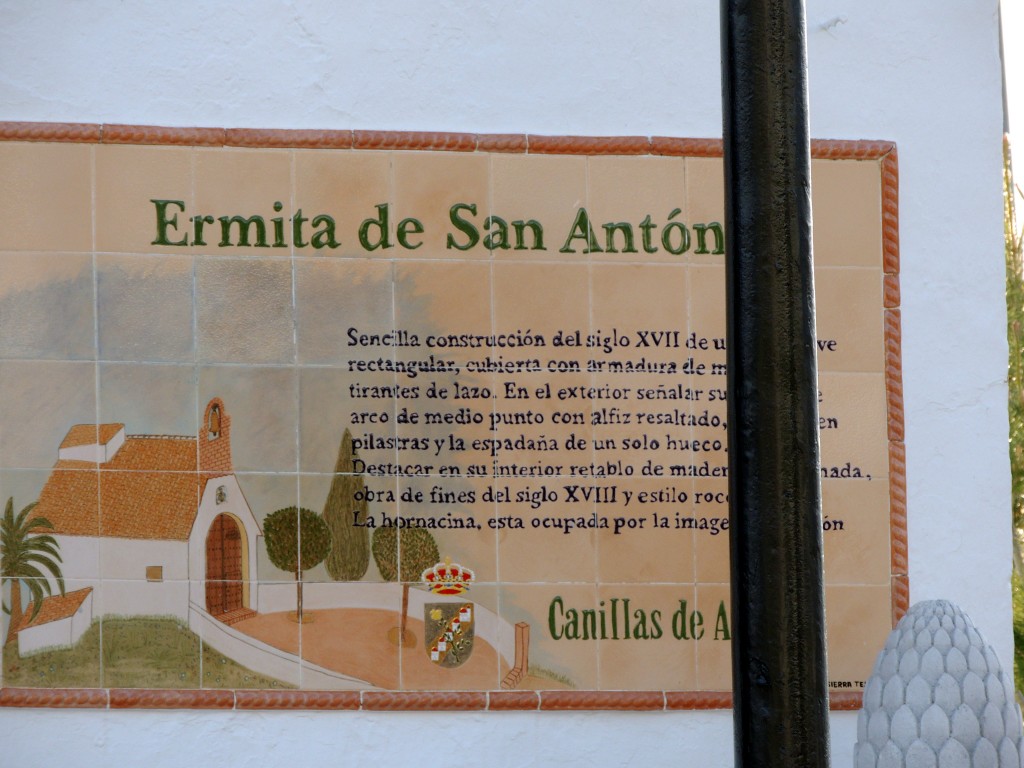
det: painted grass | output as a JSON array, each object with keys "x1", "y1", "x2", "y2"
[
  {"x1": 527, "y1": 665, "x2": 575, "y2": 689},
  {"x1": 3, "y1": 616, "x2": 291, "y2": 689}
]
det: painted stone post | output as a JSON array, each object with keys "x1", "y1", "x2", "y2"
[{"x1": 855, "y1": 600, "x2": 1024, "y2": 767}]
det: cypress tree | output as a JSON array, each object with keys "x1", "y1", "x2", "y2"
[{"x1": 323, "y1": 428, "x2": 370, "y2": 580}]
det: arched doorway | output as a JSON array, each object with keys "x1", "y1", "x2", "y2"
[{"x1": 206, "y1": 513, "x2": 244, "y2": 616}]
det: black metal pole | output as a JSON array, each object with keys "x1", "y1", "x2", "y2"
[{"x1": 720, "y1": 1, "x2": 829, "y2": 767}]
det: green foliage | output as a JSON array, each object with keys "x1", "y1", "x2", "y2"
[
  {"x1": 371, "y1": 526, "x2": 439, "y2": 583},
  {"x1": 323, "y1": 428, "x2": 370, "y2": 581},
  {"x1": 263, "y1": 506, "x2": 332, "y2": 575},
  {"x1": 1, "y1": 496, "x2": 64, "y2": 634},
  {"x1": 1006, "y1": 138, "x2": 1024, "y2": 554},
  {"x1": 1006, "y1": 138, "x2": 1024, "y2": 695},
  {"x1": 2, "y1": 616, "x2": 291, "y2": 689},
  {"x1": 1014, "y1": 572, "x2": 1024, "y2": 693}
]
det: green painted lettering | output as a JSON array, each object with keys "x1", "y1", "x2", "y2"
[
  {"x1": 397, "y1": 217, "x2": 424, "y2": 250},
  {"x1": 447, "y1": 203, "x2": 479, "y2": 251},
  {"x1": 310, "y1": 214, "x2": 340, "y2": 249},
  {"x1": 151, "y1": 199, "x2": 188, "y2": 246},
  {"x1": 694, "y1": 222, "x2": 725, "y2": 255},
  {"x1": 219, "y1": 215, "x2": 268, "y2": 247},
  {"x1": 560, "y1": 207, "x2": 602, "y2": 253},
  {"x1": 548, "y1": 596, "x2": 565, "y2": 640},
  {"x1": 359, "y1": 203, "x2": 392, "y2": 251}
]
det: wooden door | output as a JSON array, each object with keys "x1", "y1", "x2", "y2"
[{"x1": 205, "y1": 514, "x2": 243, "y2": 616}]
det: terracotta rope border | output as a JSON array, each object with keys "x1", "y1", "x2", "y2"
[
  {"x1": 0, "y1": 123, "x2": 902, "y2": 712},
  {"x1": 0, "y1": 686, "x2": 867, "y2": 711}
]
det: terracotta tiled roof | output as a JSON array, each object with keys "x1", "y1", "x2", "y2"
[
  {"x1": 59, "y1": 423, "x2": 124, "y2": 449},
  {"x1": 36, "y1": 434, "x2": 211, "y2": 541},
  {"x1": 17, "y1": 587, "x2": 93, "y2": 631}
]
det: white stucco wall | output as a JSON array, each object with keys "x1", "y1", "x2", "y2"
[{"x1": 0, "y1": 1, "x2": 1009, "y2": 766}]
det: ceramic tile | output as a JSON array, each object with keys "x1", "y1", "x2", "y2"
[
  {"x1": 0, "y1": 142, "x2": 92, "y2": 252},
  {"x1": 99, "y1": 590, "x2": 199, "y2": 689},
  {"x1": 597, "y1": 584, "x2": 697, "y2": 690},
  {"x1": 688, "y1": 407, "x2": 729, "y2": 480},
  {"x1": 491, "y1": 261, "x2": 591, "y2": 363},
  {"x1": 0, "y1": 468, "x2": 65, "y2": 536},
  {"x1": 824, "y1": 584, "x2": 892, "y2": 688},
  {"x1": 374, "y1": 286, "x2": 497, "y2": 521},
  {"x1": 591, "y1": 372, "x2": 699, "y2": 476},
  {"x1": 587, "y1": 156, "x2": 686, "y2": 263},
  {"x1": 694, "y1": 583, "x2": 733, "y2": 690},
  {"x1": 684, "y1": 157, "x2": 727, "y2": 266},
  {"x1": 198, "y1": 578, "x2": 298, "y2": 691},
  {"x1": 294, "y1": 257, "x2": 395, "y2": 365},
  {"x1": 596, "y1": 476, "x2": 697, "y2": 584},
  {"x1": 8, "y1": 466, "x2": 102, "y2": 637},
  {"x1": 0, "y1": 252, "x2": 95, "y2": 360},
  {"x1": 95, "y1": 145, "x2": 194, "y2": 254},
  {"x1": 392, "y1": 152, "x2": 490, "y2": 258},
  {"x1": 498, "y1": 583, "x2": 600, "y2": 691},
  {"x1": 298, "y1": 472, "x2": 393, "y2": 584},
  {"x1": 3, "y1": 579, "x2": 101, "y2": 689},
  {"x1": 692, "y1": 478, "x2": 731, "y2": 584},
  {"x1": 814, "y1": 267, "x2": 885, "y2": 373},
  {"x1": 821, "y1": 480, "x2": 891, "y2": 586},
  {"x1": 293, "y1": 582, "x2": 401, "y2": 689},
  {"x1": 393, "y1": 259, "x2": 492, "y2": 365},
  {"x1": 490, "y1": 154, "x2": 587, "y2": 261},
  {"x1": 294, "y1": 150, "x2": 391, "y2": 258},
  {"x1": 400, "y1": 584, "x2": 501, "y2": 691},
  {"x1": 486, "y1": 369, "x2": 592, "y2": 472},
  {"x1": 591, "y1": 262, "x2": 687, "y2": 346},
  {"x1": 392, "y1": 364, "x2": 496, "y2": 484},
  {"x1": 496, "y1": 476, "x2": 598, "y2": 584},
  {"x1": 299, "y1": 367, "x2": 398, "y2": 474},
  {"x1": 96, "y1": 254, "x2": 195, "y2": 363},
  {"x1": 198, "y1": 366, "x2": 298, "y2": 473},
  {"x1": 237, "y1": 473, "x2": 301, "y2": 581},
  {"x1": 817, "y1": 372, "x2": 890, "y2": 482},
  {"x1": 195, "y1": 257, "x2": 296, "y2": 364},
  {"x1": 0, "y1": 360, "x2": 97, "y2": 469},
  {"x1": 192, "y1": 148, "x2": 293, "y2": 256},
  {"x1": 811, "y1": 159, "x2": 883, "y2": 269},
  {"x1": 97, "y1": 468, "x2": 199, "y2": 574},
  {"x1": 100, "y1": 362, "x2": 195, "y2": 425},
  {"x1": 0, "y1": 137, "x2": 898, "y2": 705},
  {"x1": 685, "y1": 262, "x2": 727, "y2": 348},
  {"x1": 395, "y1": 473, "x2": 497, "y2": 583}
]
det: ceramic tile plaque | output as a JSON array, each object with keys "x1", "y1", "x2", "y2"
[{"x1": 0, "y1": 125, "x2": 903, "y2": 711}]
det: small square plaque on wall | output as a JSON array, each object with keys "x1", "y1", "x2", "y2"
[{"x1": 0, "y1": 124, "x2": 903, "y2": 711}]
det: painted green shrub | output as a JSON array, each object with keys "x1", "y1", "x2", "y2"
[
  {"x1": 371, "y1": 527, "x2": 439, "y2": 645},
  {"x1": 263, "y1": 506, "x2": 331, "y2": 622}
]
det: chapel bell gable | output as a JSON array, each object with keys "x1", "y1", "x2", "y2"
[{"x1": 199, "y1": 397, "x2": 233, "y2": 476}]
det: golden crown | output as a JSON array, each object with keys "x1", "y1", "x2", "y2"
[{"x1": 422, "y1": 556, "x2": 475, "y2": 595}]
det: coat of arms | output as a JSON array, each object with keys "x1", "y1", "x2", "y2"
[
  {"x1": 421, "y1": 557, "x2": 475, "y2": 668},
  {"x1": 424, "y1": 602, "x2": 475, "y2": 668}
]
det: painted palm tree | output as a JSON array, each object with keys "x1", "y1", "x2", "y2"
[{"x1": 1, "y1": 497, "x2": 64, "y2": 646}]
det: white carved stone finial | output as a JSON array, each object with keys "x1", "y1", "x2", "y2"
[{"x1": 855, "y1": 600, "x2": 1024, "y2": 767}]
